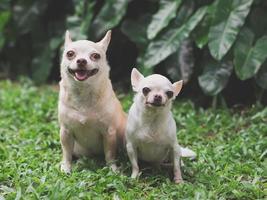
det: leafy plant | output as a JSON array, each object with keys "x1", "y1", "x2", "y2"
[
  {"x1": 143, "y1": 6, "x2": 208, "y2": 69},
  {"x1": 119, "y1": 0, "x2": 267, "y2": 105},
  {"x1": 0, "y1": 0, "x2": 266, "y2": 105}
]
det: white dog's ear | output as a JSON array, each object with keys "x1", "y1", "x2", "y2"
[
  {"x1": 172, "y1": 80, "x2": 183, "y2": 96},
  {"x1": 64, "y1": 30, "x2": 72, "y2": 48},
  {"x1": 97, "y1": 30, "x2": 111, "y2": 52},
  {"x1": 131, "y1": 68, "x2": 144, "y2": 92}
]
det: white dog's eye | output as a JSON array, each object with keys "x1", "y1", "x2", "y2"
[
  {"x1": 142, "y1": 87, "x2": 151, "y2": 96},
  {"x1": 90, "y1": 53, "x2": 101, "y2": 61},
  {"x1": 66, "y1": 50, "x2": 75, "y2": 59},
  {"x1": 166, "y1": 91, "x2": 174, "y2": 98}
]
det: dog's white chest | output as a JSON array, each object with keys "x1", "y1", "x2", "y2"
[
  {"x1": 134, "y1": 126, "x2": 172, "y2": 162},
  {"x1": 60, "y1": 106, "x2": 108, "y2": 155}
]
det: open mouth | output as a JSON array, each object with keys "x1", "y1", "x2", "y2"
[
  {"x1": 146, "y1": 102, "x2": 164, "y2": 107},
  {"x1": 68, "y1": 68, "x2": 99, "y2": 81}
]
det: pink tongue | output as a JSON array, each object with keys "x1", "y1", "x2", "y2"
[{"x1": 75, "y1": 71, "x2": 88, "y2": 81}]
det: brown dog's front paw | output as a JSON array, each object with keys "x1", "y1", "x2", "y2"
[{"x1": 110, "y1": 164, "x2": 119, "y2": 173}]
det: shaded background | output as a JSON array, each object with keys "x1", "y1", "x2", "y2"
[{"x1": 0, "y1": 0, "x2": 266, "y2": 107}]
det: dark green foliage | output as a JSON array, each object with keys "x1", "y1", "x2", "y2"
[
  {"x1": 198, "y1": 59, "x2": 233, "y2": 96},
  {"x1": 147, "y1": 0, "x2": 182, "y2": 40},
  {"x1": 0, "y1": 0, "x2": 267, "y2": 105},
  {"x1": 0, "y1": 80, "x2": 266, "y2": 199},
  {"x1": 0, "y1": 0, "x2": 71, "y2": 82},
  {"x1": 208, "y1": 0, "x2": 253, "y2": 60},
  {"x1": 143, "y1": 6, "x2": 208, "y2": 68},
  {"x1": 91, "y1": 0, "x2": 129, "y2": 39}
]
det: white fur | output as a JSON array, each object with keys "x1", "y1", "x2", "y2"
[{"x1": 126, "y1": 68, "x2": 196, "y2": 183}]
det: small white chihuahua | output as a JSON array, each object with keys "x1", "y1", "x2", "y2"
[
  {"x1": 126, "y1": 68, "x2": 196, "y2": 183},
  {"x1": 58, "y1": 30, "x2": 126, "y2": 173}
]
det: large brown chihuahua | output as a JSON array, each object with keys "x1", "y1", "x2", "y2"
[{"x1": 58, "y1": 30, "x2": 126, "y2": 173}]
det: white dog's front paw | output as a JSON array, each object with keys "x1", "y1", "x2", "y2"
[
  {"x1": 131, "y1": 170, "x2": 139, "y2": 179},
  {"x1": 60, "y1": 162, "x2": 71, "y2": 174},
  {"x1": 174, "y1": 177, "x2": 184, "y2": 184}
]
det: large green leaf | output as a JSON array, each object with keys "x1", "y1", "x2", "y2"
[
  {"x1": 13, "y1": 1, "x2": 48, "y2": 34},
  {"x1": 31, "y1": 36, "x2": 62, "y2": 83},
  {"x1": 0, "y1": 11, "x2": 10, "y2": 30},
  {"x1": 193, "y1": 2, "x2": 217, "y2": 49},
  {"x1": 143, "y1": 6, "x2": 207, "y2": 68},
  {"x1": 248, "y1": 2, "x2": 267, "y2": 38},
  {"x1": 198, "y1": 60, "x2": 233, "y2": 96},
  {"x1": 233, "y1": 27, "x2": 254, "y2": 79},
  {"x1": 234, "y1": 34, "x2": 267, "y2": 80},
  {"x1": 172, "y1": 0, "x2": 194, "y2": 26},
  {"x1": 208, "y1": 0, "x2": 253, "y2": 60},
  {"x1": 67, "y1": 1, "x2": 95, "y2": 40},
  {"x1": 255, "y1": 61, "x2": 267, "y2": 89},
  {"x1": 91, "y1": 0, "x2": 129, "y2": 39},
  {"x1": 147, "y1": 0, "x2": 182, "y2": 40},
  {"x1": 0, "y1": 11, "x2": 10, "y2": 49},
  {"x1": 121, "y1": 15, "x2": 151, "y2": 50},
  {"x1": 163, "y1": 39, "x2": 194, "y2": 83}
]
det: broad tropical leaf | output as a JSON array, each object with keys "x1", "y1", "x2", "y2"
[
  {"x1": 193, "y1": 2, "x2": 217, "y2": 49},
  {"x1": 147, "y1": 0, "x2": 182, "y2": 40},
  {"x1": 234, "y1": 27, "x2": 254, "y2": 79},
  {"x1": 208, "y1": 0, "x2": 253, "y2": 60},
  {"x1": 163, "y1": 39, "x2": 194, "y2": 83},
  {"x1": 198, "y1": 60, "x2": 233, "y2": 96},
  {"x1": 81, "y1": 2, "x2": 95, "y2": 36},
  {"x1": 256, "y1": 61, "x2": 267, "y2": 89},
  {"x1": 67, "y1": 16, "x2": 87, "y2": 40},
  {"x1": 67, "y1": 1, "x2": 95, "y2": 40},
  {"x1": 91, "y1": 0, "x2": 129, "y2": 39},
  {"x1": 172, "y1": 0, "x2": 195, "y2": 29},
  {"x1": 234, "y1": 34, "x2": 267, "y2": 80},
  {"x1": 13, "y1": 1, "x2": 48, "y2": 34},
  {"x1": 248, "y1": 3, "x2": 267, "y2": 38},
  {"x1": 121, "y1": 15, "x2": 151, "y2": 50},
  {"x1": 143, "y1": 6, "x2": 207, "y2": 68},
  {"x1": 0, "y1": 11, "x2": 10, "y2": 49},
  {"x1": 0, "y1": 11, "x2": 9, "y2": 31},
  {"x1": 31, "y1": 37, "x2": 62, "y2": 83}
]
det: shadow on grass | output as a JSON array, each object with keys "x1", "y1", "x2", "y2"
[{"x1": 72, "y1": 153, "x2": 198, "y2": 185}]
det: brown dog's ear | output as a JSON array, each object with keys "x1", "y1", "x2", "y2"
[
  {"x1": 97, "y1": 30, "x2": 111, "y2": 52},
  {"x1": 172, "y1": 80, "x2": 183, "y2": 96},
  {"x1": 131, "y1": 68, "x2": 144, "y2": 92},
  {"x1": 64, "y1": 30, "x2": 72, "y2": 48}
]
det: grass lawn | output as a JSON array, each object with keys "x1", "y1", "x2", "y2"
[{"x1": 0, "y1": 80, "x2": 266, "y2": 199}]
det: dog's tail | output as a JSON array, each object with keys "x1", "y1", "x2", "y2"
[{"x1": 180, "y1": 147, "x2": 196, "y2": 158}]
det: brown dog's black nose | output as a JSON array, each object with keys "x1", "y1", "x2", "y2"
[
  {"x1": 154, "y1": 95, "x2": 162, "y2": 104},
  {"x1": 76, "y1": 58, "x2": 87, "y2": 67}
]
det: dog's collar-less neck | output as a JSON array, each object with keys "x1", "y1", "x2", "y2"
[
  {"x1": 62, "y1": 73, "x2": 111, "y2": 108},
  {"x1": 135, "y1": 101, "x2": 171, "y2": 123}
]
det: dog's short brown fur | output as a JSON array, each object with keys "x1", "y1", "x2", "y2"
[{"x1": 58, "y1": 30, "x2": 126, "y2": 173}]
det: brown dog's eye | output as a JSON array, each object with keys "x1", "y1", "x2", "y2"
[
  {"x1": 142, "y1": 87, "x2": 151, "y2": 96},
  {"x1": 166, "y1": 91, "x2": 174, "y2": 98},
  {"x1": 66, "y1": 50, "x2": 75, "y2": 59},
  {"x1": 90, "y1": 53, "x2": 101, "y2": 61}
]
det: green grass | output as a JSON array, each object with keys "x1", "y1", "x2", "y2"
[{"x1": 0, "y1": 79, "x2": 266, "y2": 199}]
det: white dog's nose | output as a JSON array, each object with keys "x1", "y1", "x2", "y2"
[{"x1": 154, "y1": 95, "x2": 162, "y2": 103}]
